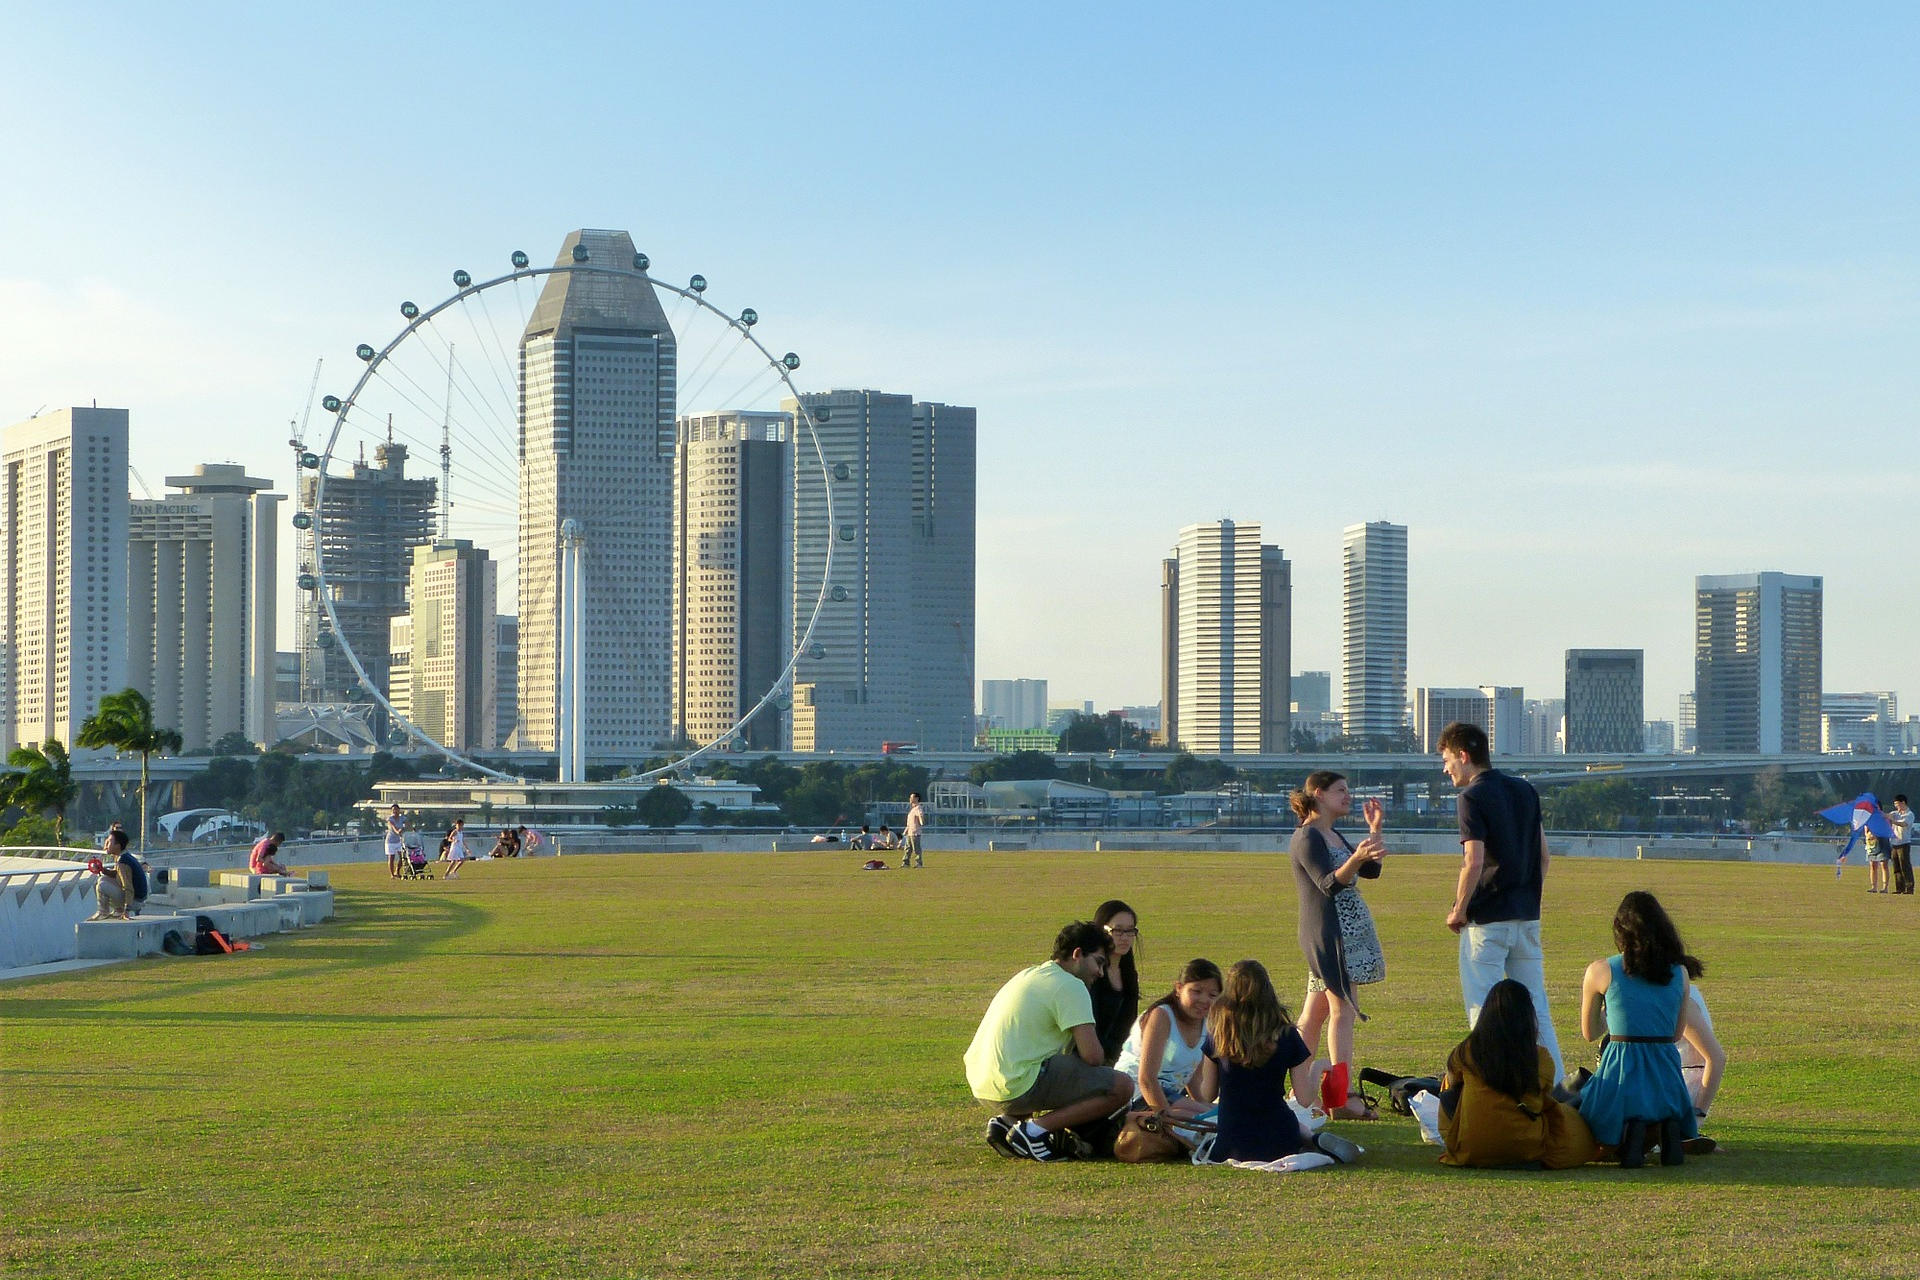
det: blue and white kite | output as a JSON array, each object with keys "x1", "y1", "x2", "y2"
[{"x1": 1818, "y1": 793, "x2": 1894, "y2": 876}]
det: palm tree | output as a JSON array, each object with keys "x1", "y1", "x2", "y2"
[
  {"x1": 4, "y1": 738, "x2": 76, "y2": 840},
  {"x1": 77, "y1": 688, "x2": 183, "y2": 852}
]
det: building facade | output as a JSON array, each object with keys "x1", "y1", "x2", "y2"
[
  {"x1": 982, "y1": 678, "x2": 1049, "y2": 731},
  {"x1": 127, "y1": 464, "x2": 281, "y2": 750},
  {"x1": 1160, "y1": 519, "x2": 1290, "y2": 755},
  {"x1": 519, "y1": 228, "x2": 677, "y2": 759},
  {"x1": 1, "y1": 408, "x2": 130, "y2": 752},
  {"x1": 1694, "y1": 572, "x2": 1823, "y2": 753},
  {"x1": 298, "y1": 441, "x2": 436, "y2": 706},
  {"x1": 1522, "y1": 698, "x2": 1565, "y2": 755},
  {"x1": 672, "y1": 410, "x2": 790, "y2": 750},
  {"x1": 394, "y1": 540, "x2": 498, "y2": 754},
  {"x1": 1821, "y1": 691, "x2": 1899, "y2": 755},
  {"x1": 495, "y1": 615, "x2": 518, "y2": 750},
  {"x1": 1341, "y1": 521, "x2": 1408, "y2": 743},
  {"x1": 786, "y1": 390, "x2": 975, "y2": 752},
  {"x1": 1564, "y1": 649, "x2": 1645, "y2": 753}
]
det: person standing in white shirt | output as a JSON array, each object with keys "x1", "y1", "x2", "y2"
[
  {"x1": 900, "y1": 791, "x2": 926, "y2": 869},
  {"x1": 1889, "y1": 795, "x2": 1914, "y2": 895}
]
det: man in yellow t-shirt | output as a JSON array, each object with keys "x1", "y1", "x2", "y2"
[{"x1": 964, "y1": 921, "x2": 1134, "y2": 1161}]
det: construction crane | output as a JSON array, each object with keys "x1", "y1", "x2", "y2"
[{"x1": 288, "y1": 358, "x2": 324, "y2": 473}]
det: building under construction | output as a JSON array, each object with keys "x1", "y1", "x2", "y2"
[{"x1": 298, "y1": 441, "x2": 437, "y2": 709}]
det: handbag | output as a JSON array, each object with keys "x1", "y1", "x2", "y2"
[{"x1": 1114, "y1": 1110, "x2": 1215, "y2": 1163}]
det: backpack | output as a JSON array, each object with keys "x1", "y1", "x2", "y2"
[
  {"x1": 194, "y1": 915, "x2": 233, "y2": 955},
  {"x1": 161, "y1": 930, "x2": 192, "y2": 956}
]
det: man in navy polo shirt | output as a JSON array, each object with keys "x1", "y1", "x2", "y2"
[{"x1": 1439, "y1": 721, "x2": 1564, "y2": 1079}]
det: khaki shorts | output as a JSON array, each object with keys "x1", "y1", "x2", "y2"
[{"x1": 991, "y1": 1053, "x2": 1124, "y2": 1116}]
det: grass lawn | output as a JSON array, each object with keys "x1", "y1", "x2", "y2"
[{"x1": 3, "y1": 848, "x2": 1917, "y2": 1279}]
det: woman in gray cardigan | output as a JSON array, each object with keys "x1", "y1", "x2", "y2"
[{"x1": 1289, "y1": 770, "x2": 1388, "y2": 1118}]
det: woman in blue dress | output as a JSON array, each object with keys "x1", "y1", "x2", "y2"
[{"x1": 1574, "y1": 891, "x2": 1701, "y2": 1165}]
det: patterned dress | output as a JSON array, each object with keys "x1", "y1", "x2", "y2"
[{"x1": 1290, "y1": 825, "x2": 1386, "y2": 1012}]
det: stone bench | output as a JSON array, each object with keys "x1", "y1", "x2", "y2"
[{"x1": 76, "y1": 916, "x2": 174, "y2": 959}]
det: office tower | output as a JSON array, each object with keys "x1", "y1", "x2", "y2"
[
  {"x1": 1292, "y1": 671, "x2": 1333, "y2": 717},
  {"x1": 519, "y1": 228, "x2": 677, "y2": 758},
  {"x1": 786, "y1": 390, "x2": 975, "y2": 751},
  {"x1": 1118, "y1": 703, "x2": 1161, "y2": 734},
  {"x1": 396, "y1": 540, "x2": 498, "y2": 753},
  {"x1": 298, "y1": 441, "x2": 436, "y2": 705},
  {"x1": 1694, "y1": 573, "x2": 1823, "y2": 753},
  {"x1": 1677, "y1": 692, "x2": 1697, "y2": 752},
  {"x1": 386, "y1": 615, "x2": 412, "y2": 723},
  {"x1": 908, "y1": 400, "x2": 977, "y2": 750},
  {"x1": 672, "y1": 410, "x2": 790, "y2": 750},
  {"x1": 1522, "y1": 698, "x2": 1565, "y2": 755},
  {"x1": 1644, "y1": 720, "x2": 1676, "y2": 754},
  {"x1": 1160, "y1": 519, "x2": 1290, "y2": 754},
  {"x1": 1821, "y1": 691, "x2": 1898, "y2": 755},
  {"x1": 1, "y1": 408, "x2": 129, "y2": 752},
  {"x1": 273, "y1": 652, "x2": 300, "y2": 705},
  {"x1": 1564, "y1": 649, "x2": 1645, "y2": 753},
  {"x1": 127, "y1": 464, "x2": 282, "y2": 750},
  {"x1": 982, "y1": 678, "x2": 1049, "y2": 731},
  {"x1": 1416, "y1": 688, "x2": 1488, "y2": 753},
  {"x1": 1342, "y1": 521, "x2": 1408, "y2": 743},
  {"x1": 495, "y1": 616, "x2": 518, "y2": 750},
  {"x1": 1480, "y1": 685, "x2": 1525, "y2": 755}
]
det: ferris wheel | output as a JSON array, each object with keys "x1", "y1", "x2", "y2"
[{"x1": 293, "y1": 234, "x2": 835, "y2": 781}]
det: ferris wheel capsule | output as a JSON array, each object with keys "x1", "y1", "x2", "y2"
[
  {"x1": 739, "y1": 308, "x2": 758, "y2": 326},
  {"x1": 689, "y1": 274, "x2": 707, "y2": 293},
  {"x1": 511, "y1": 250, "x2": 530, "y2": 269},
  {"x1": 297, "y1": 573, "x2": 318, "y2": 591},
  {"x1": 782, "y1": 352, "x2": 801, "y2": 370},
  {"x1": 808, "y1": 643, "x2": 826, "y2": 660},
  {"x1": 830, "y1": 585, "x2": 848, "y2": 602},
  {"x1": 815, "y1": 407, "x2": 831, "y2": 423},
  {"x1": 291, "y1": 511, "x2": 314, "y2": 531},
  {"x1": 571, "y1": 244, "x2": 589, "y2": 263},
  {"x1": 836, "y1": 523, "x2": 856, "y2": 542},
  {"x1": 453, "y1": 269, "x2": 471, "y2": 288},
  {"x1": 300, "y1": 451, "x2": 321, "y2": 469},
  {"x1": 356, "y1": 343, "x2": 376, "y2": 362},
  {"x1": 832, "y1": 462, "x2": 851, "y2": 481},
  {"x1": 321, "y1": 395, "x2": 342, "y2": 413},
  {"x1": 400, "y1": 301, "x2": 419, "y2": 319},
  {"x1": 632, "y1": 252, "x2": 649, "y2": 271}
]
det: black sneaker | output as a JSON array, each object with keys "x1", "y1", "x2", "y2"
[
  {"x1": 986, "y1": 1116, "x2": 1018, "y2": 1158},
  {"x1": 1314, "y1": 1132, "x2": 1363, "y2": 1164},
  {"x1": 1005, "y1": 1124, "x2": 1060, "y2": 1162}
]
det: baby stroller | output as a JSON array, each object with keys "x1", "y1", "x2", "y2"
[{"x1": 399, "y1": 836, "x2": 434, "y2": 879}]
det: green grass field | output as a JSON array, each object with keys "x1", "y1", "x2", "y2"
[{"x1": 4, "y1": 849, "x2": 1917, "y2": 1279}]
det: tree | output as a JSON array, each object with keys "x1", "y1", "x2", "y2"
[
  {"x1": 211, "y1": 731, "x2": 261, "y2": 757},
  {"x1": 636, "y1": 784, "x2": 692, "y2": 829},
  {"x1": 77, "y1": 688, "x2": 184, "y2": 851},
  {"x1": 969, "y1": 751, "x2": 1059, "y2": 785},
  {"x1": 5, "y1": 738, "x2": 76, "y2": 839}
]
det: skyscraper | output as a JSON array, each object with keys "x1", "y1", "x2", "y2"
[
  {"x1": 1341, "y1": 521, "x2": 1408, "y2": 744},
  {"x1": 298, "y1": 441, "x2": 436, "y2": 706},
  {"x1": 981, "y1": 678, "x2": 1049, "y2": 731},
  {"x1": 519, "y1": 229, "x2": 677, "y2": 757},
  {"x1": 1694, "y1": 572, "x2": 1823, "y2": 753},
  {"x1": 1, "y1": 408, "x2": 129, "y2": 752},
  {"x1": 1564, "y1": 649, "x2": 1645, "y2": 753},
  {"x1": 128, "y1": 464, "x2": 281, "y2": 750},
  {"x1": 1418, "y1": 686, "x2": 1524, "y2": 754},
  {"x1": 786, "y1": 389, "x2": 975, "y2": 752},
  {"x1": 672, "y1": 409, "x2": 790, "y2": 750},
  {"x1": 397, "y1": 540, "x2": 499, "y2": 754},
  {"x1": 1160, "y1": 519, "x2": 1290, "y2": 755}
]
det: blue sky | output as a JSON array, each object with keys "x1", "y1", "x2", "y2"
[{"x1": 4, "y1": 2, "x2": 1917, "y2": 723}]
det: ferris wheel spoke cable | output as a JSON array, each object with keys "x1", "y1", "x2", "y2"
[
  {"x1": 465, "y1": 290, "x2": 529, "y2": 411},
  {"x1": 676, "y1": 321, "x2": 748, "y2": 401},
  {"x1": 334, "y1": 403, "x2": 525, "y2": 510},
  {"x1": 410, "y1": 317, "x2": 527, "y2": 456},
  {"x1": 363, "y1": 360, "x2": 523, "y2": 481},
  {"x1": 679, "y1": 334, "x2": 767, "y2": 413},
  {"x1": 699, "y1": 363, "x2": 785, "y2": 424}
]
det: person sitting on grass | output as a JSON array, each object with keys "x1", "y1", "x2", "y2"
[
  {"x1": 965, "y1": 921, "x2": 1135, "y2": 1162},
  {"x1": 1679, "y1": 981, "x2": 1726, "y2": 1133},
  {"x1": 1116, "y1": 958, "x2": 1222, "y2": 1120},
  {"x1": 249, "y1": 832, "x2": 291, "y2": 877},
  {"x1": 1572, "y1": 891, "x2": 1704, "y2": 1166},
  {"x1": 1438, "y1": 978, "x2": 1597, "y2": 1168},
  {"x1": 1187, "y1": 959, "x2": 1360, "y2": 1166}
]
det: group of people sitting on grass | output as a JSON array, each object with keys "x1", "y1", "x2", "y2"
[
  {"x1": 966, "y1": 892, "x2": 1723, "y2": 1170},
  {"x1": 964, "y1": 720, "x2": 1727, "y2": 1171}
]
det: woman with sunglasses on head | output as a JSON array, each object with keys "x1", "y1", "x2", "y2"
[
  {"x1": 1090, "y1": 900, "x2": 1142, "y2": 1064},
  {"x1": 1289, "y1": 771, "x2": 1388, "y2": 1119}
]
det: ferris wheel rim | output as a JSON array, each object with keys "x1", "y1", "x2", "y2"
[{"x1": 304, "y1": 257, "x2": 839, "y2": 783}]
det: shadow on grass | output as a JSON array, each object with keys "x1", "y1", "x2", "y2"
[{"x1": 2, "y1": 892, "x2": 488, "y2": 1016}]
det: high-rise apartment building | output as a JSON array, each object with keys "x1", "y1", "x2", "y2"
[
  {"x1": 495, "y1": 615, "x2": 518, "y2": 750},
  {"x1": 1481, "y1": 685, "x2": 1525, "y2": 755},
  {"x1": 1522, "y1": 698, "x2": 1565, "y2": 755},
  {"x1": 394, "y1": 540, "x2": 498, "y2": 754},
  {"x1": 1341, "y1": 521, "x2": 1408, "y2": 743},
  {"x1": 519, "y1": 229, "x2": 677, "y2": 758},
  {"x1": 982, "y1": 678, "x2": 1049, "y2": 731},
  {"x1": 1644, "y1": 720, "x2": 1676, "y2": 754},
  {"x1": 1694, "y1": 572, "x2": 1823, "y2": 753},
  {"x1": 298, "y1": 441, "x2": 436, "y2": 705},
  {"x1": 1677, "y1": 692, "x2": 1697, "y2": 752},
  {"x1": 127, "y1": 464, "x2": 281, "y2": 750},
  {"x1": 1564, "y1": 649, "x2": 1645, "y2": 754},
  {"x1": 672, "y1": 410, "x2": 789, "y2": 750},
  {"x1": 1, "y1": 408, "x2": 129, "y2": 752},
  {"x1": 786, "y1": 390, "x2": 975, "y2": 751},
  {"x1": 1159, "y1": 520, "x2": 1290, "y2": 755}
]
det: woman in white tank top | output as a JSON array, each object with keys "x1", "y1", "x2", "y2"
[{"x1": 1115, "y1": 959, "x2": 1223, "y2": 1115}]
